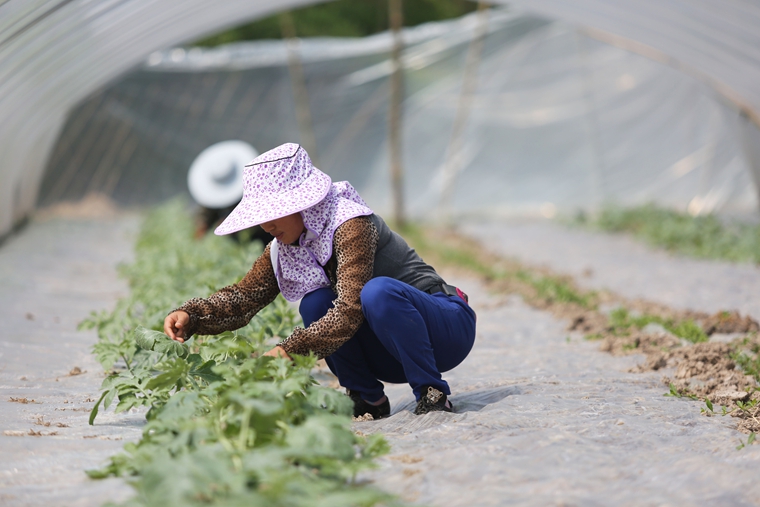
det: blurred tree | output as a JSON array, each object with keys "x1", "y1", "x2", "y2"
[{"x1": 194, "y1": 0, "x2": 477, "y2": 46}]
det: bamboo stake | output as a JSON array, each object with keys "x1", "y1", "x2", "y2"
[
  {"x1": 280, "y1": 11, "x2": 319, "y2": 166},
  {"x1": 388, "y1": 0, "x2": 405, "y2": 227},
  {"x1": 439, "y1": 1, "x2": 490, "y2": 218}
]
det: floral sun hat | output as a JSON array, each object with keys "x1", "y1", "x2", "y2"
[{"x1": 214, "y1": 143, "x2": 331, "y2": 235}]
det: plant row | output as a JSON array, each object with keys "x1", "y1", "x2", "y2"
[
  {"x1": 81, "y1": 201, "x2": 398, "y2": 507},
  {"x1": 576, "y1": 204, "x2": 760, "y2": 264}
]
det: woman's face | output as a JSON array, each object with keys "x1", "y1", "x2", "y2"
[{"x1": 260, "y1": 213, "x2": 305, "y2": 245}]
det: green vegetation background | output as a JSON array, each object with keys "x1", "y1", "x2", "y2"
[{"x1": 194, "y1": 0, "x2": 477, "y2": 46}]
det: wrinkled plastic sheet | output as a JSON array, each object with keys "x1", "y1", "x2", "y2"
[
  {"x1": 354, "y1": 222, "x2": 760, "y2": 506},
  {"x1": 39, "y1": 9, "x2": 758, "y2": 220}
]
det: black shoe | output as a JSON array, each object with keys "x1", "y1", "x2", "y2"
[
  {"x1": 414, "y1": 386, "x2": 453, "y2": 415},
  {"x1": 347, "y1": 390, "x2": 390, "y2": 420}
]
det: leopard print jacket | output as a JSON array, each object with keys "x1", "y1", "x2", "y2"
[{"x1": 176, "y1": 216, "x2": 378, "y2": 358}]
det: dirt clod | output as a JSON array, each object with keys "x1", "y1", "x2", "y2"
[
  {"x1": 702, "y1": 311, "x2": 760, "y2": 335},
  {"x1": 390, "y1": 455, "x2": 424, "y2": 464},
  {"x1": 712, "y1": 390, "x2": 750, "y2": 406},
  {"x1": 9, "y1": 397, "x2": 37, "y2": 404},
  {"x1": 27, "y1": 429, "x2": 58, "y2": 437}
]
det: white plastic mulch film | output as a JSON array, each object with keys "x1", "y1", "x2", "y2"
[{"x1": 5, "y1": 1, "x2": 760, "y2": 240}]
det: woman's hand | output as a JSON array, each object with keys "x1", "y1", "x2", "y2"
[
  {"x1": 164, "y1": 311, "x2": 190, "y2": 342},
  {"x1": 263, "y1": 346, "x2": 292, "y2": 360}
]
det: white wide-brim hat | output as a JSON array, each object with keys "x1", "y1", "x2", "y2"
[
  {"x1": 214, "y1": 143, "x2": 331, "y2": 235},
  {"x1": 187, "y1": 140, "x2": 257, "y2": 209}
]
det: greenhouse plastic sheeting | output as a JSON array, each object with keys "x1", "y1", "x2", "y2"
[
  {"x1": 39, "y1": 8, "x2": 759, "y2": 220},
  {"x1": 492, "y1": 0, "x2": 760, "y2": 208},
  {"x1": 491, "y1": 0, "x2": 760, "y2": 123},
  {"x1": 0, "y1": 0, "x2": 324, "y2": 239},
  {"x1": 4, "y1": 1, "x2": 760, "y2": 240}
]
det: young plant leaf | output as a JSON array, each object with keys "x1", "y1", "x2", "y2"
[
  {"x1": 88, "y1": 390, "x2": 109, "y2": 426},
  {"x1": 134, "y1": 326, "x2": 188, "y2": 358},
  {"x1": 133, "y1": 326, "x2": 161, "y2": 351}
]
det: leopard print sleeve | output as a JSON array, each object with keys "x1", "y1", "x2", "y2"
[
  {"x1": 176, "y1": 241, "x2": 281, "y2": 336},
  {"x1": 277, "y1": 217, "x2": 378, "y2": 358}
]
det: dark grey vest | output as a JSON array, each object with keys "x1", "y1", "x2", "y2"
[{"x1": 369, "y1": 214, "x2": 445, "y2": 293}]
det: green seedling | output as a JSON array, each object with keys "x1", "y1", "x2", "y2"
[
  {"x1": 736, "y1": 432, "x2": 756, "y2": 450},
  {"x1": 664, "y1": 383, "x2": 682, "y2": 398},
  {"x1": 83, "y1": 201, "x2": 400, "y2": 507},
  {"x1": 735, "y1": 399, "x2": 759, "y2": 413},
  {"x1": 663, "y1": 384, "x2": 698, "y2": 400}
]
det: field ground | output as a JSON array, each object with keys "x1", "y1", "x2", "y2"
[
  {"x1": 2, "y1": 214, "x2": 760, "y2": 506},
  {"x1": 0, "y1": 215, "x2": 142, "y2": 507}
]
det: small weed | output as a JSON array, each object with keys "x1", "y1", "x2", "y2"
[
  {"x1": 668, "y1": 320, "x2": 708, "y2": 344},
  {"x1": 607, "y1": 307, "x2": 707, "y2": 343},
  {"x1": 664, "y1": 383, "x2": 682, "y2": 398},
  {"x1": 663, "y1": 384, "x2": 698, "y2": 400},
  {"x1": 731, "y1": 346, "x2": 760, "y2": 383},
  {"x1": 736, "y1": 432, "x2": 756, "y2": 450},
  {"x1": 735, "y1": 399, "x2": 759, "y2": 413}
]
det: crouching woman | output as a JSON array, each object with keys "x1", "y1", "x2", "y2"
[{"x1": 164, "y1": 143, "x2": 476, "y2": 418}]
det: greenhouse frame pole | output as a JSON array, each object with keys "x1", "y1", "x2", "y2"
[
  {"x1": 388, "y1": 0, "x2": 406, "y2": 227},
  {"x1": 280, "y1": 11, "x2": 320, "y2": 166}
]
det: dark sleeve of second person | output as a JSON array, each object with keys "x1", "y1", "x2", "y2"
[
  {"x1": 176, "y1": 242, "x2": 281, "y2": 336},
  {"x1": 277, "y1": 216, "x2": 378, "y2": 359}
]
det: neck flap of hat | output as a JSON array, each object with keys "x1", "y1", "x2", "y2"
[{"x1": 271, "y1": 181, "x2": 373, "y2": 301}]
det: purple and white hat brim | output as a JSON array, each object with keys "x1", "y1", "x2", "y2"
[{"x1": 214, "y1": 170, "x2": 332, "y2": 235}]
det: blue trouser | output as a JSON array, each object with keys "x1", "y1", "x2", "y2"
[{"x1": 299, "y1": 276, "x2": 477, "y2": 402}]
